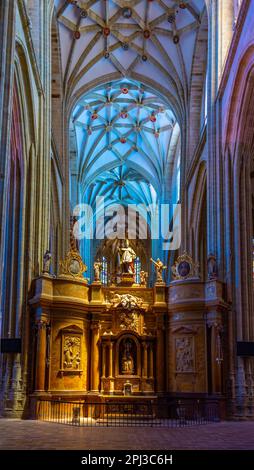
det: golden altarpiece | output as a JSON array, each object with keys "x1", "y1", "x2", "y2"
[{"x1": 29, "y1": 245, "x2": 228, "y2": 414}]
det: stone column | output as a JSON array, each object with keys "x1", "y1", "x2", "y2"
[
  {"x1": 90, "y1": 322, "x2": 100, "y2": 393},
  {"x1": 45, "y1": 323, "x2": 51, "y2": 391},
  {"x1": 212, "y1": 324, "x2": 222, "y2": 393},
  {"x1": 142, "y1": 342, "x2": 148, "y2": 378},
  {"x1": 208, "y1": 318, "x2": 223, "y2": 394},
  {"x1": 35, "y1": 320, "x2": 48, "y2": 391},
  {"x1": 219, "y1": 0, "x2": 234, "y2": 75},
  {"x1": 206, "y1": 0, "x2": 234, "y2": 258},
  {"x1": 0, "y1": 1, "x2": 16, "y2": 298},
  {"x1": 207, "y1": 0, "x2": 218, "y2": 256}
]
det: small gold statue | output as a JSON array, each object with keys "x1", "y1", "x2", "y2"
[
  {"x1": 140, "y1": 270, "x2": 148, "y2": 286},
  {"x1": 121, "y1": 351, "x2": 134, "y2": 375},
  {"x1": 93, "y1": 259, "x2": 102, "y2": 282},
  {"x1": 150, "y1": 258, "x2": 166, "y2": 283}
]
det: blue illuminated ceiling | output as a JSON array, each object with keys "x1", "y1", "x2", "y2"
[
  {"x1": 54, "y1": 0, "x2": 206, "y2": 209},
  {"x1": 72, "y1": 78, "x2": 180, "y2": 206}
]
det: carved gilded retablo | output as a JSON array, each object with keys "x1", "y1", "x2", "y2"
[{"x1": 59, "y1": 250, "x2": 87, "y2": 279}]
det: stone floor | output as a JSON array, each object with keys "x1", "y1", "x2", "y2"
[{"x1": 0, "y1": 420, "x2": 254, "y2": 449}]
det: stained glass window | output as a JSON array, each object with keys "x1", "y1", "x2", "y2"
[
  {"x1": 134, "y1": 257, "x2": 141, "y2": 284},
  {"x1": 101, "y1": 256, "x2": 108, "y2": 285}
]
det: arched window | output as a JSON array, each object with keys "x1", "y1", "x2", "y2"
[
  {"x1": 134, "y1": 257, "x2": 141, "y2": 284},
  {"x1": 101, "y1": 256, "x2": 108, "y2": 285}
]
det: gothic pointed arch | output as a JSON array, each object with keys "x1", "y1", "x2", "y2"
[
  {"x1": 188, "y1": 8, "x2": 208, "y2": 162},
  {"x1": 188, "y1": 160, "x2": 207, "y2": 278},
  {"x1": 0, "y1": 37, "x2": 37, "y2": 415}
]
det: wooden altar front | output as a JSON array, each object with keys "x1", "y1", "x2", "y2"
[{"x1": 28, "y1": 260, "x2": 228, "y2": 417}]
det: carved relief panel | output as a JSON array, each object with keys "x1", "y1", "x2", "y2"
[
  {"x1": 175, "y1": 336, "x2": 195, "y2": 373},
  {"x1": 118, "y1": 310, "x2": 139, "y2": 332},
  {"x1": 63, "y1": 335, "x2": 81, "y2": 370},
  {"x1": 59, "y1": 325, "x2": 83, "y2": 376}
]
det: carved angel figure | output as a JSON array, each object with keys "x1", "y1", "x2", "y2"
[
  {"x1": 109, "y1": 292, "x2": 143, "y2": 311},
  {"x1": 140, "y1": 270, "x2": 148, "y2": 286},
  {"x1": 43, "y1": 250, "x2": 52, "y2": 274}
]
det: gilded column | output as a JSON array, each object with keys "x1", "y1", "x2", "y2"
[
  {"x1": 90, "y1": 322, "x2": 100, "y2": 393},
  {"x1": 156, "y1": 321, "x2": 165, "y2": 393},
  {"x1": 142, "y1": 342, "x2": 148, "y2": 378},
  {"x1": 35, "y1": 320, "x2": 48, "y2": 391},
  {"x1": 149, "y1": 344, "x2": 154, "y2": 379},
  {"x1": 109, "y1": 342, "x2": 113, "y2": 378},
  {"x1": 100, "y1": 343, "x2": 106, "y2": 394},
  {"x1": 102, "y1": 343, "x2": 106, "y2": 378}
]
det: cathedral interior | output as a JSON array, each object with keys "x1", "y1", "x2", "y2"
[{"x1": 1, "y1": 0, "x2": 254, "y2": 423}]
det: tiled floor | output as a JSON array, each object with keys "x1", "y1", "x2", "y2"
[{"x1": 0, "y1": 420, "x2": 254, "y2": 450}]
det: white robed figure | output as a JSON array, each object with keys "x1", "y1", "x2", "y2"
[{"x1": 120, "y1": 239, "x2": 136, "y2": 274}]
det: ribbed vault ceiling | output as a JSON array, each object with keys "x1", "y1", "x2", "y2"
[
  {"x1": 55, "y1": 0, "x2": 206, "y2": 119},
  {"x1": 72, "y1": 78, "x2": 180, "y2": 207}
]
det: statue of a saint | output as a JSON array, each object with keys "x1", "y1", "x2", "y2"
[
  {"x1": 121, "y1": 351, "x2": 134, "y2": 375},
  {"x1": 94, "y1": 259, "x2": 102, "y2": 282},
  {"x1": 121, "y1": 339, "x2": 135, "y2": 375},
  {"x1": 207, "y1": 253, "x2": 217, "y2": 280},
  {"x1": 140, "y1": 270, "x2": 148, "y2": 286},
  {"x1": 120, "y1": 240, "x2": 136, "y2": 274},
  {"x1": 43, "y1": 250, "x2": 52, "y2": 274},
  {"x1": 150, "y1": 258, "x2": 166, "y2": 283}
]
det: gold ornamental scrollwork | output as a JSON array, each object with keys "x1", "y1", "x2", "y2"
[
  {"x1": 171, "y1": 252, "x2": 199, "y2": 281},
  {"x1": 59, "y1": 250, "x2": 87, "y2": 280},
  {"x1": 119, "y1": 310, "x2": 139, "y2": 332}
]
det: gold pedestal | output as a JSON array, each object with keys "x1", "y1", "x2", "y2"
[
  {"x1": 154, "y1": 283, "x2": 167, "y2": 305},
  {"x1": 90, "y1": 282, "x2": 104, "y2": 304},
  {"x1": 120, "y1": 273, "x2": 135, "y2": 286}
]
